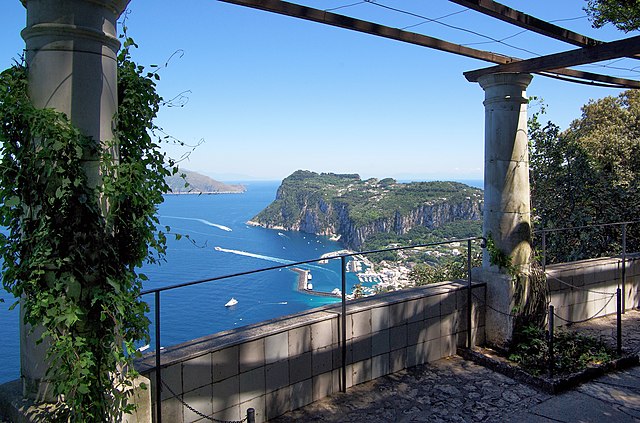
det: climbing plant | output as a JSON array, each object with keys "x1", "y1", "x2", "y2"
[
  {"x1": 0, "y1": 32, "x2": 177, "y2": 421},
  {"x1": 486, "y1": 234, "x2": 548, "y2": 333}
]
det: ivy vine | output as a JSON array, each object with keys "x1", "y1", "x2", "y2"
[
  {"x1": 485, "y1": 233, "x2": 548, "y2": 331},
  {"x1": 0, "y1": 33, "x2": 177, "y2": 421}
]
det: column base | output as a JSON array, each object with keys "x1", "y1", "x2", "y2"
[{"x1": 472, "y1": 267, "x2": 516, "y2": 348}]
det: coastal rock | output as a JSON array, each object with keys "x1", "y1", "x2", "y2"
[{"x1": 250, "y1": 170, "x2": 483, "y2": 250}]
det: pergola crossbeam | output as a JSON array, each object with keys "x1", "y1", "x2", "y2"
[
  {"x1": 464, "y1": 35, "x2": 640, "y2": 82},
  {"x1": 218, "y1": 0, "x2": 640, "y2": 89},
  {"x1": 449, "y1": 0, "x2": 601, "y2": 47}
]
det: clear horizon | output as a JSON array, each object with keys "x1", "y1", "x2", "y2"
[{"x1": 1, "y1": 1, "x2": 635, "y2": 181}]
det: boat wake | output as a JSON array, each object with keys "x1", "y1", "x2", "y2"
[
  {"x1": 214, "y1": 246, "x2": 295, "y2": 265},
  {"x1": 161, "y1": 215, "x2": 232, "y2": 232},
  {"x1": 213, "y1": 247, "x2": 334, "y2": 274}
]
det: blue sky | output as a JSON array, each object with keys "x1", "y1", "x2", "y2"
[{"x1": 1, "y1": 1, "x2": 636, "y2": 181}]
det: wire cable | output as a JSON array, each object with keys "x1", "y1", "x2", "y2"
[{"x1": 363, "y1": 0, "x2": 541, "y2": 57}]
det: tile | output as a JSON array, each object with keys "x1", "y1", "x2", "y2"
[
  {"x1": 311, "y1": 319, "x2": 334, "y2": 349},
  {"x1": 289, "y1": 351, "x2": 312, "y2": 384},
  {"x1": 183, "y1": 353, "x2": 212, "y2": 393},
  {"x1": 266, "y1": 360, "x2": 289, "y2": 393},
  {"x1": 265, "y1": 386, "x2": 291, "y2": 420},
  {"x1": 288, "y1": 326, "x2": 311, "y2": 356},
  {"x1": 213, "y1": 346, "x2": 239, "y2": 382},
  {"x1": 212, "y1": 375, "x2": 239, "y2": 414},
  {"x1": 291, "y1": 378, "x2": 313, "y2": 410},
  {"x1": 239, "y1": 339, "x2": 264, "y2": 373},
  {"x1": 371, "y1": 306, "x2": 390, "y2": 332},
  {"x1": 351, "y1": 310, "x2": 372, "y2": 338},
  {"x1": 371, "y1": 353, "x2": 389, "y2": 379},
  {"x1": 311, "y1": 345, "x2": 333, "y2": 376},
  {"x1": 265, "y1": 332, "x2": 288, "y2": 365},
  {"x1": 183, "y1": 385, "x2": 213, "y2": 422},
  {"x1": 371, "y1": 329, "x2": 390, "y2": 356},
  {"x1": 239, "y1": 366, "x2": 265, "y2": 404}
]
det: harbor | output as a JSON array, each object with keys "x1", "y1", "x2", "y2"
[{"x1": 291, "y1": 267, "x2": 341, "y2": 298}]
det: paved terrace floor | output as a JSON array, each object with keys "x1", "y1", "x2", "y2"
[{"x1": 272, "y1": 309, "x2": 640, "y2": 423}]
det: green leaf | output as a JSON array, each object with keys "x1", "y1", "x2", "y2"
[{"x1": 4, "y1": 196, "x2": 19, "y2": 207}]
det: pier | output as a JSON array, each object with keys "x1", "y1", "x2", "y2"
[{"x1": 291, "y1": 267, "x2": 341, "y2": 298}]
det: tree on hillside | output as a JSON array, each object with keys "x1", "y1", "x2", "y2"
[
  {"x1": 584, "y1": 0, "x2": 640, "y2": 32},
  {"x1": 529, "y1": 91, "x2": 640, "y2": 263}
]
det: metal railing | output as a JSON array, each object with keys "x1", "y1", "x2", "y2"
[
  {"x1": 140, "y1": 236, "x2": 485, "y2": 423},
  {"x1": 535, "y1": 220, "x2": 640, "y2": 311}
]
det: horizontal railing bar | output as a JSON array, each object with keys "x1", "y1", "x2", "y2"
[
  {"x1": 140, "y1": 236, "x2": 485, "y2": 296},
  {"x1": 533, "y1": 220, "x2": 640, "y2": 235}
]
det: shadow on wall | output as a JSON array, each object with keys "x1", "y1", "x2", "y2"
[{"x1": 136, "y1": 281, "x2": 487, "y2": 423}]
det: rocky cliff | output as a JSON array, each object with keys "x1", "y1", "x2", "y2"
[{"x1": 250, "y1": 170, "x2": 483, "y2": 250}]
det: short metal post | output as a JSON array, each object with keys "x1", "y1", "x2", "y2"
[
  {"x1": 155, "y1": 291, "x2": 162, "y2": 423},
  {"x1": 548, "y1": 305, "x2": 554, "y2": 378},
  {"x1": 617, "y1": 288, "x2": 622, "y2": 356},
  {"x1": 247, "y1": 407, "x2": 256, "y2": 423},
  {"x1": 621, "y1": 224, "x2": 627, "y2": 313},
  {"x1": 340, "y1": 255, "x2": 347, "y2": 393},
  {"x1": 467, "y1": 239, "x2": 473, "y2": 349},
  {"x1": 541, "y1": 231, "x2": 547, "y2": 272}
]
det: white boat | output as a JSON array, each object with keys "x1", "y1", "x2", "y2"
[{"x1": 225, "y1": 298, "x2": 238, "y2": 307}]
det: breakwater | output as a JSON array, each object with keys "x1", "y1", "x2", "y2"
[{"x1": 291, "y1": 267, "x2": 340, "y2": 298}]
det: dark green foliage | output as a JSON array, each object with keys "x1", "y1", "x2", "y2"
[
  {"x1": 508, "y1": 325, "x2": 615, "y2": 376},
  {"x1": 0, "y1": 35, "x2": 176, "y2": 420},
  {"x1": 408, "y1": 252, "x2": 482, "y2": 286},
  {"x1": 529, "y1": 92, "x2": 640, "y2": 264},
  {"x1": 585, "y1": 0, "x2": 640, "y2": 32}
]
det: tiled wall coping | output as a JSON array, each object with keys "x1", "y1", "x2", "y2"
[{"x1": 135, "y1": 280, "x2": 486, "y2": 422}]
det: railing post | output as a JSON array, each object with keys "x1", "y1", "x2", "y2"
[
  {"x1": 548, "y1": 304, "x2": 554, "y2": 378},
  {"x1": 467, "y1": 239, "x2": 473, "y2": 349},
  {"x1": 621, "y1": 223, "x2": 627, "y2": 313},
  {"x1": 617, "y1": 288, "x2": 622, "y2": 356},
  {"x1": 340, "y1": 255, "x2": 347, "y2": 393},
  {"x1": 247, "y1": 407, "x2": 256, "y2": 423},
  {"x1": 155, "y1": 291, "x2": 162, "y2": 423},
  {"x1": 541, "y1": 230, "x2": 547, "y2": 272}
]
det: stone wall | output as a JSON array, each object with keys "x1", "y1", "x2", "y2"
[
  {"x1": 136, "y1": 281, "x2": 486, "y2": 423},
  {"x1": 546, "y1": 254, "x2": 640, "y2": 326}
]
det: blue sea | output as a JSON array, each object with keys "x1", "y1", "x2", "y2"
[
  {"x1": 0, "y1": 182, "x2": 350, "y2": 383},
  {"x1": 0, "y1": 179, "x2": 483, "y2": 383}
]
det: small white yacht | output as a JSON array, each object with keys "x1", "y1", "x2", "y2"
[{"x1": 225, "y1": 298, "x2": 238, "y2": 307}]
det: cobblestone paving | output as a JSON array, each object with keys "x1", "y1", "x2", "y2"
[
  {"x1": 273, "y1": 310, "x2": 640, "y2": 423},
  {"x1": 566, "y1": 308, "x2": 640, "y2": 356},
  {"x1": 272, "y1": 356, "x2": 551, "y2": 423}
]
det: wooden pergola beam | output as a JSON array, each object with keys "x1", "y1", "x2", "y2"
[
  {"x1": 219, "y1": 0, "x2": 517, "y2": 63},
  {"x1": 464, "y1": 34, "x2": 640, "y2": 82},
  {"x1": 449, "y1": 0, "x2": 601, "y2": 47},
  {"x1": 218, "y1": 0, "x2": 640, "y2": 88}
]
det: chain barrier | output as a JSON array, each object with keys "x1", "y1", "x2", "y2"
[
  {"x1": 547, "y1": 275, "x2": 617, "y2": 296},
  {"x1": 471, "y1": 292, "x2": 520, "y2": 318},
  {"x1": 161, "y1": 379, "x2": 248, "y2": 423},
  {"x1": 551, "y1": 292, "x2": 616, "y2": 325}
]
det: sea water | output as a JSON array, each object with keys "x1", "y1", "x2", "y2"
[
  {"x1": 0, "y1": 179, "x2": 483, "y2": 383},
  {"x1": 0, "y1": 181, "x2": 353, "y2": 383}
]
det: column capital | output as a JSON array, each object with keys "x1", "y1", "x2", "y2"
[{"x1": 477, "y1": 73, "x2": 533, "y2": 91}]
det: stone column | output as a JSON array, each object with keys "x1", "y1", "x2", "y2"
[
  {"x1": 473, "y1": 73, "x2": 533, "y2": 347},
  {"x1": 20, "y1": 0, "x2": 129, "y2": 400}
]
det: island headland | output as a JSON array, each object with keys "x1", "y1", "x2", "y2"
[
  {"x1": 165, "y1": 169, "x2": 246, "y2": 194},
  {"x1": 248, "y1": 170, "x2": 483, "y2": 251}
]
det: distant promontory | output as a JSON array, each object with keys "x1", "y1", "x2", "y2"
[
  {"x1": 165, "y1": 169, "x2": 246, "y2": 194},
  {"x1": 248, "y1": 170, "x2": 483, "y2": 250}
]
